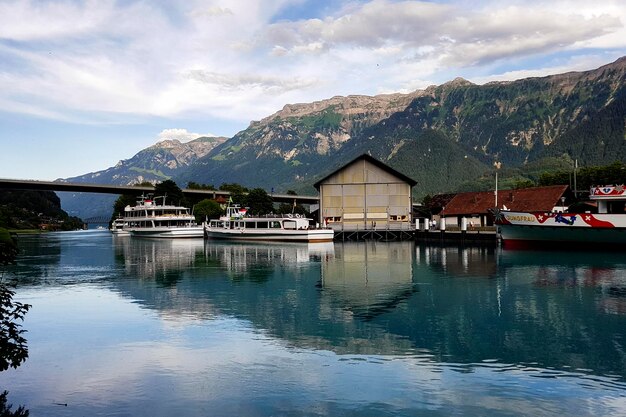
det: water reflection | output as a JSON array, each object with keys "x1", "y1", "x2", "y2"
[
  {"x1": 10, "y1": 230, "x2": 112, "y2": 285},
  {"x1": 498, "y1": 249, "x2": 626, "y2": 317},
  {"x1": 415, "y1": 244, "x2": 498, "y2": 277},
  {"x1": 115, "y1": 237, "x2": 206, "y2": 286},
  {"x1": 204, "y1": 241, "x2": 335, "y2": 281},
  {"x1": 4, "y1": 236, "x2": 626, "y2": 416},
  {"x1": 104, "y1": 240, "x2": 626, "y2": 379},
  {"x1": 321, "y1": 241, "x2": 416, "y2": 321}
]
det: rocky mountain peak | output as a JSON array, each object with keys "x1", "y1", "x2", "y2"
[
  {"x1": 255, "y1": 91, "x2": 423, "y2": 127},
  {"x1": 151, "y1": 139, "x2": 183, "y2": 149},
  {"x1": 442, "y1": 77, "x2": 474, "y2": 88}
]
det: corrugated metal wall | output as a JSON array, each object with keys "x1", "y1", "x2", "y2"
[{"x1": 319, "y1": 159, "x2": 412, "y2": 228}]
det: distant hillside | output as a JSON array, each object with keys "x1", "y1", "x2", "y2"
[
  {"x1": 59, "y1": 136, "x2": 226, "y2": 220},
  {"x1": 178, "y1": 92, "x2": 423, "y2": 191},
  {"x1": 58, "y1": 56, "x2": 626, "y2": 216},
  {"x1": 0, "y1": 189, "x2": 82, "y2": 230},
  {"x1": 64, "y1": 136, "x2": 227, "y2": 186},
  {"x1": 178, "y1": 56, "x2": 626, "y2": 198}
]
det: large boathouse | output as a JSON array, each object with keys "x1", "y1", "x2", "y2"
[{"x1": 314, "y1": 154, "x2": 417, "y2": 233}]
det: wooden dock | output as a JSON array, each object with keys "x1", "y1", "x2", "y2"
[
  {"x1": 414, "y1": 230, "x2": 497, "y2": 246},
  {"x1": 332, "y1": 227, "x2": 498, "y2": 245}
]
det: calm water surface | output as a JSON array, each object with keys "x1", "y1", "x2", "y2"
[{"x1": 2, "y1": 230, "x2": 626, "y2": 416}]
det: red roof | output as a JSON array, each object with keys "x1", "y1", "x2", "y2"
[{"x1": 441, "y1": 185, "x2": 570, "y2": 216}]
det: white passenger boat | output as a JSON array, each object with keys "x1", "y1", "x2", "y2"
[
  {"x1": 110, "y1": 217, "x2": 130, "y2": 235},
  {"x1": 494, "y1": 185, "x2": 626, "y2": 248},
  {"x1": 124, "y1": 195, "x2": 203, "y2": 238},
  {"x1": 204, "y1": 204, "x2": 334, "y2": 243}
]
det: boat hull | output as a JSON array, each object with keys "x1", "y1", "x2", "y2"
[
  {"x1": 129, "y1": 227, "x2": 204, "y2": 238},
  {"x1": 111, "y1": 229, "x2": 130, "y2": 236},
  {"x1": 204, "y1": 228, "x2": 334, "y2": 243},
  {"x1": 496, "y1": 211, "x2": 626, "y2": 248}
]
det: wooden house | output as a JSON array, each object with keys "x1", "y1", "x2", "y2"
[{"x1": 438, "y1": 185, "x2": 571, "y2": 228}]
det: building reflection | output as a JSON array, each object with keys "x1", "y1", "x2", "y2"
[{"x1": 320, "y1": 241, "x2": 416, "y2": 321}]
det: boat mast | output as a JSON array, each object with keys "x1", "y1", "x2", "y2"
[
  {"x1": 573, "y1": 159, "x2": 578, "y2": 199},
  {"x1": 495, "y1": 171, "x2": 498, "y2": 209}
]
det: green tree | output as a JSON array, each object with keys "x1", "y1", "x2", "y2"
[
  {"x1": 0, "y1": 232, "x2": 30, "y2": 416},
  {"x1": 276, "y1": 191, "x2": 309, "y2": 216},
  {"x1": 218, "y1": 183, "x2": 248, "y2": 194},
  {"x1": 155, "y1": 180, "x2": 187, "y2": 207},
  {"x1": 193, "y1": 199, "x2": 223, "y2": 223},
  {"x1": 111, "y1": 194, "x2": 137, "y2": 222},
  {"x1": 245, "y1": 188, "x2": 274, "y2": 215},
  {"x1": 0, "y1": 391, "x2": 28, "y2": 416},
  {"x1": 219, "y1": 183, "x2": 248, "y2": 206},
  {"x1": 1, "y1": 231, "x2": 30, "y2": 372},
  {"x1": 187, "y1": 182, "x2": 216, "y2": 191},
  {"x1": 0, "y1": 284, "x2": 30, "y2": 372}
]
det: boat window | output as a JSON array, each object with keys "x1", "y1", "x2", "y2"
[{"x1": 257, "y1": 221, "x2": 268, "y2": 229}]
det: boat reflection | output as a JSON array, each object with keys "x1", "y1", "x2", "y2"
[
  {"x1": 204, "y1": 241, "x2": 334, "y2": 280},
  {"x1": 115, "y1": 237, "x2": 205, "y2": 285},
  {"x1": 498, "y1": 249, "x2": 626, "y2": 315}
]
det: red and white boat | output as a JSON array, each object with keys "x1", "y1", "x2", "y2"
[{"x1": 495, "y1": 185, "x2": 626, "y2": 248}]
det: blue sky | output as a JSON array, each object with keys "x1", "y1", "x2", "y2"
[{"x1": 1, "y1": 0, "x2": 625, "y2": 180}]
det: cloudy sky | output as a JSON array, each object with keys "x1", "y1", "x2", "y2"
[{"x1": 1, "y1": 0, "x2": 625, "y2": 180}]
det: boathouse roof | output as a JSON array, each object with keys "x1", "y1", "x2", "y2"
[
  {"x1": 313, "y1": 154, "x2": 417, "y2": 189},
  {"x1": 441, "y1": 185, "x2": 570, "y2": 216}
]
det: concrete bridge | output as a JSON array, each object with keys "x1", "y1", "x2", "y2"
[{"x1": 0, "y1": 178, "x2": 320, "y2": 205}]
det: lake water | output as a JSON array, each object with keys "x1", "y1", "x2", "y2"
[{"x1": 2, "y1": 231, "x2": 626, "y2": 416}]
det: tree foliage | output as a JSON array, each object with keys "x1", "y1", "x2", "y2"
[
  {"x1": 187, "y1": 182, "x2": 216, "y2": 191},
  {"x1": 219, "y1": 183, "x2": 248, "y2": 206},
  {"x1": 244, "y1": 188, "x2": 274, "y2": 215},
  {"x1": 155, "y1": 180, "x2": 187, "y2": 206},
  {"x1": 538, "y1": 161, "x2": 626, "y2": 196},
  {"x1": 0, "y1": 232, "x2": 31, "y2": 373},
  {"x1": 0, "y1": 284, "x2": 30, "y2": 372},
  {"x1": 0, "y1": 233, "x2": 30, "y2": 416},
  {"x1": 193, "y1": 199, "x2": 223, "y2": 223},
  {"x1": 276, "y1": 192, "x2": 309, "y2": 216},
  {"x1": 0, "y1": 391, "x2": 28, "y2": 417}
]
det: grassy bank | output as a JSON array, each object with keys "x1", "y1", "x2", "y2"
[{"x1": 5, "y1": 229, "x2": 45, "y2": 235}]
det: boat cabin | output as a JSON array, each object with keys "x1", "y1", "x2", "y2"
[
  {"x1": 590, "y1": 185, "x2": 626, "y2": 214},
  {"x1": 208, "y1": 214, "x2": 310, "y2": 231}
]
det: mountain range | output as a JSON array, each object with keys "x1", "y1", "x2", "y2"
[
  {"x1": 60, "y1": 56, "x2": 626, "y2": 220},
  {"x1": 59, "y1": 136, "x2": 226, "y2": 220}
]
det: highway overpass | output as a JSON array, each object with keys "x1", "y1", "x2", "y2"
[{"x1": 0, "y1": 178, "x2": 320, "y2": 204}]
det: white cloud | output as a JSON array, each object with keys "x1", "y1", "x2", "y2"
[
  {"x1": 0, "y1": 0, "x2": 624, "y2": 130},
  {"x1": 0, "y1": 0, "x2": 114, "y2": 41},
  {"x1": 157, "y1": 128, "x2": 215, "y2": 143}
]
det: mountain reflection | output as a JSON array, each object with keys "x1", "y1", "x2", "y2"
[{"x1": 109, "y1": 240, "x2": 626, "y2": 378}]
